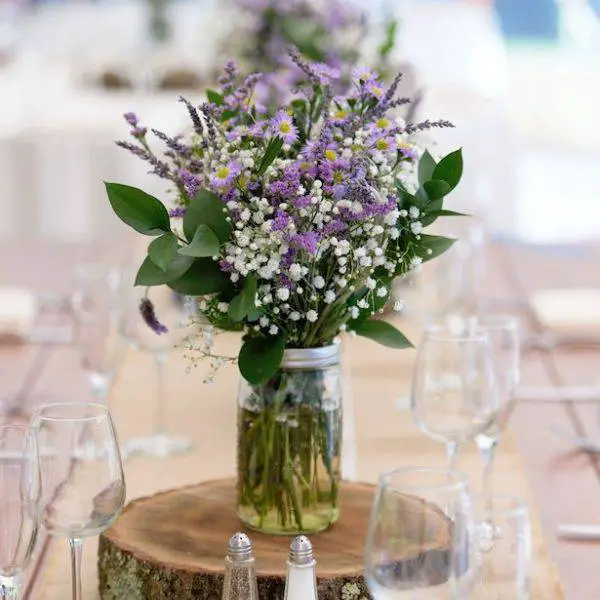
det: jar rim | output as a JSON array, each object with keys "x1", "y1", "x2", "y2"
[{"x1": 281, "y1": 344, "x2": 340, "y2": 369}]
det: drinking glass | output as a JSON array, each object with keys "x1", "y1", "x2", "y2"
[
  {"x1": 472, "y1": 496, "x2": 531, "y2": 600},
  {"x1": 72, "y1": 263, "x2": 121, "y2": 401},
  {"x1": 119, "y1": 279, "x2": 195, "y2": 457},
  {"x1": 32, "y1": 403, "x2": 126, "y2": 600},
  {"x1": 0, "y1": 425, "x2": 40, "y2": 600},
  {"x1": 365, "y1": 467, "x2": 477, "y2": 600},
  {"x1": 474, "y1": 315, "x2": 520, "y2": 497},
  {"x1": 411, "y1": 323, "x2": 499, "y2": 471}
]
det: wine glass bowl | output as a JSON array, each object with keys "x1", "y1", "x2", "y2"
[
  {"x1": 32, "y1": 402, "x2": 125, "y2": 600},
  {"x1": 411, "y1": 324, "x2": 500, "y2": 470},
  {"x1": 365, "y1": 467, "x2": 477, "y2": 600},
  {"x1": 0, "y1": 425, "x2": 41, "y2": 596}
]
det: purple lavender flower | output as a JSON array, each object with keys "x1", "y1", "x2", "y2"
[
  {"x1": 211, "y1": 161, "x2": 242, "y2": 188},
  {"x1": 168, "y1": 207, "x2": 186, "y2": 218},
  {"x1": 139, "y1": 298, "x2": 168, "y2": 335},
  {"x1": 323, "y1": 220, "x2": 348, "y2": 235},
  {"x1": 291, "y1": 195, "x2": 312, "y2": 208},
  {"x1": 131, "y1": 126, "x2": 147, "y2": 138},
  {"x1": 270, "y1": 111, "x2": 298, "y2": 144},
  {"x1": 124, "y1": 112, "x2": 139, "y2": 126},
  {"x1": 180, "y1": 168, "x2": 201, "y2": 198}
]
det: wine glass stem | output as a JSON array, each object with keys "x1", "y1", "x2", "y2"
[
  {"x1": 153, "y1": 352, "x2": 167, "y2": 437},
  {"x1": 445, "y1": 441, "x2": 460, "y2": 472},
  {"x1": 478, "y1": 436, "x2": 498, "y2": 498},
  {"x1": 0, "y1": 575, "x2": 20, "y2": 600},
  {"x1": 69, "y1": 537, "x2": 84, "y2": 600}
]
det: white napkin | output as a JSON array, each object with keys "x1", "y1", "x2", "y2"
[
  {"x1": 0, "y1": 286, "x2": 35, "y2": 342},
  {"x1": 530, "y1": 288, "x2": 600, "y2": 334}
]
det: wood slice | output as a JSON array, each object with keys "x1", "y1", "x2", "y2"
[{"x1": 98, "y1": 479, "x2": 452, "y2": 600}]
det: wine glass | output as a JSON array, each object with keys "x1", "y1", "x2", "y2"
[
  {"x1": 72, "y1": 263, "x2": 121, "y2": 401},
  {"x1": 474, "y1": 315, "x2": 521, "y2": 497},
  {"x1": 119, "y1": 276, "x2": 195, "y2": 458},
  {"x1": 411, "y1": 322, "x2": 499, "y2": 471},
  {"x1": 365, "y1": 467, "x2": 477, "y2": 599},
  {"x1": 31, "y1": 403, "x2": 126, "y2": 600},
  {"x1": 472, "y1": 495, "x2": 531, "y2": 600},
  {"x1": 0, "y1": 425, "x2": 40, "y2": 600}
]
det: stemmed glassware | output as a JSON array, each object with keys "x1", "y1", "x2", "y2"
[
  {"x1": 365, "y1": 467, "x2": 477, "y2": 599},
  {"x1": 472, "y1": 495, "x2": 531, "y2": 600},
  {"x1": 31, "y1": 403, "x2": 125, "y2": 600},
  {"x1": 119, "y1": 278, "x2": 194, "y2": 458},
  {"x1": 0, "y1": 425, "x2": 40, "y2": 600},
  {"x1": 72, "y1": 263, "x2": 121, "y2": 402},
  {"x1": 474, "y1": 315, "x2": 521, "y2": 498},
  {"x1": 411, "y1": 322, "x2": 500, "y2": 471}
]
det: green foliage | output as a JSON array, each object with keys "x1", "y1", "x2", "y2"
[
  {"x1": 418, "y1": 149, "x2": 437, "y2": 186},
  {"x1": 239, "y1": 335, "x2": 286, "y2": 385},
  {"x1": 352, "y1": 320, "x2": 414, "y2": 349},
  {"x1": 379, "y1": 19, "x2": 398, "y2": 60},
  {"x1": 183, "y1": 190, "x2": 232, "y2": 244},
  {"x1": 135, "y1": 255, "x2": 194, "y2": 286},
  {"x1": 105, "y1": 182, "x2": 170, "y2": 236},
  {"x1": 228, "y1": 275, "x2": 258, "y2": 322},
  {"x1": 166, "y1": 258, "x2": 232, "y2": 296},
  {"x1": 206, "y1": 89, "x2": 224, "y2": 106},
  {"x1": 432, "y1": 148, "x2": 463, "y2": 191},
  {"x1": 179, "y1": 224, "x2": 221, "y2": 258},
  {"x1": 148, "y1": 232, "x2": 179, "y2": 271},
  {"x1": 415, "y1": 234, "x2": 457, "y2": 263},
  {"x1": 257, "y1": 137, "x2": 284, "y2": 176}
]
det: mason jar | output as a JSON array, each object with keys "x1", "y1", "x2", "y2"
[{"x1": 236, "y1": 345, "x2": 342, "y2": 535}]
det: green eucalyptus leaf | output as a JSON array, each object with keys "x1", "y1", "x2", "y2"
[
  {"x1": 257, "y1": 137, "x2": 284, "y2": 176},
  {"x1": 167, "y1": 258, "x2": 231, "y2": 296},
  {"x1": 432, "y1": 149, "x2": 463, "y2": 190},
  {"x1": 415, "y1": 234, "x2": 457, "y2": 263},
  {"x1": 206, "y1": 89, "x2": 224, "y2": 106},
  {"x1": 423, "y1": 179, "x2": 452, "y2": 201},
  {"x1": 105, "y1": 182, "x2": 170, "y2": 235},
  {"x1": 238, "y1": 335, "x2": 286, "y2": 385},
  {"x1": 418, "y1": 150, "x2": 437, "y2": 186},
  {"x1": 183, "y1": 189, "x2": 231, "y2": 244},
  {"x1": 379, "y1": 18, "x2": 398, "y2": 59},
  {"x1": 178, "y1": 224, "x2": 221, "y2": 258},
  {"x1": 438, "y1": 209, "x2": 470, "y2": 217},
  {"x1": 228, "y1": 275, "x2": 258, "y2": 322},
  {"x1": 420, "y1": 199, "x2": 443, "y2": 227},
  {"x1": 148, "y1": 232, "x2": 179, "y2": 271},
  {"x1": 135, "y1": 254, "x2": 194, "y2": 286},
  {"x1": 352, "y1": 320, "x2": 414, "y2": 349}
]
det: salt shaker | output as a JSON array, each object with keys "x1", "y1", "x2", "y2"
[
  {"x1": 221, "y1": 532, "x2": 259, "y2": 600},
  {"x1": 283, "y1": 535, "x2": 319, "y2": 600}
]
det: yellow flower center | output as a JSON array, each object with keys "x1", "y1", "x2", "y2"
[
  {"x1": 371, "y1": 86, "x2": 384, "y2": 98},
  {"x1": 216, "y1": 167, "x2": 230, "y2": 179},
  {"x1": 279, "y1": 122, "x2": 291, "y2": 134},
  {"x1": 335, "y1": 109, "x2": 349, "y2": 119},
  {"x1": 325, "y1": 149, "x2": 337, "y2": 161},
  {"x1": 376, "y1": 118, "x2": 390, "y2": 129},
  {"x1": 376, "y1": 138, "x2": 391, "y2": 151},
  {"x1": 333, "y1": 171, "x2": 344, "y2": 184}
]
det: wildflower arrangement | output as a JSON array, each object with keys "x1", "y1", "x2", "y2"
[{"x1": 106, "y1": 47, "x2": 463, "y2": 386}]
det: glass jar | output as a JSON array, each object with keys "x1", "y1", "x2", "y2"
[{"x1": 237, "y1": 345, "x2": 342, "y2": 535}]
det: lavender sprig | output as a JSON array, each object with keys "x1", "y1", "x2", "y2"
[
  {"x1": 179, "y1": 96, "x2": 205, "y2": 137},
  {"x1": 139, "y1": 298, "x2": 168, "y2": 335}
]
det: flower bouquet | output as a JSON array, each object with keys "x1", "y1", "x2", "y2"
[{"x1": 106, "y1": 48, "x2": 463, "y2": 534}]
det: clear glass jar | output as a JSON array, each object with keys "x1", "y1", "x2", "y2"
[{"x1": 236, "y1": 345, "x2": 342, "y2": 535}]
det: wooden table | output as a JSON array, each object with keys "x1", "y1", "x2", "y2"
[{"x1": 3, "y1": 240, "x2": 600, "y2": 599}]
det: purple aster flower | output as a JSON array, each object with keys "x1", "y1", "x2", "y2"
[
  {"x1": 352, "y1": 66, "x2": 379, "y2": 86},
  {"x1": 180, "y1": 168, "x2": 201, "y2": 198},
  {"x1": 270, "y1": 111, "x2": 298, "y2": 144},
  {"x1": 124, "y1": 112, "x2": 138, "y2": 126},
  {"x1": 312, "y1": 63, "x2": 341, "y2": 83},
  {"x1": 139, "y1": 298, "x2": 168, "y2": 335},
  {"x1": 365, "y1": 80, "x2": 386, "y2": 99},
  {"x1": 211, "y1": 161, "x2": 242, "y2": 188},
  {"x1": 369, "y1": 135, "x2": 396, "y2": 154},
  {"x1": 270, "y1": 210, "x2": 292, "y2": 232},
  {"x1": 168, "y1": 207, "x2": 186, "y2": 218}
]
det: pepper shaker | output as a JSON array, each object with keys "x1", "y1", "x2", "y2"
[
  {"x1": 283, "y1": 536, "x2": 319, "y2": 600},
  {"x1": 221, "y1": 532, "x2": 259, "y2": 600}
]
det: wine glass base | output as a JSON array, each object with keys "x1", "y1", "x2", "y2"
[{"x1": 123, "y1": 434, "x2": 193, "y2": 458}]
